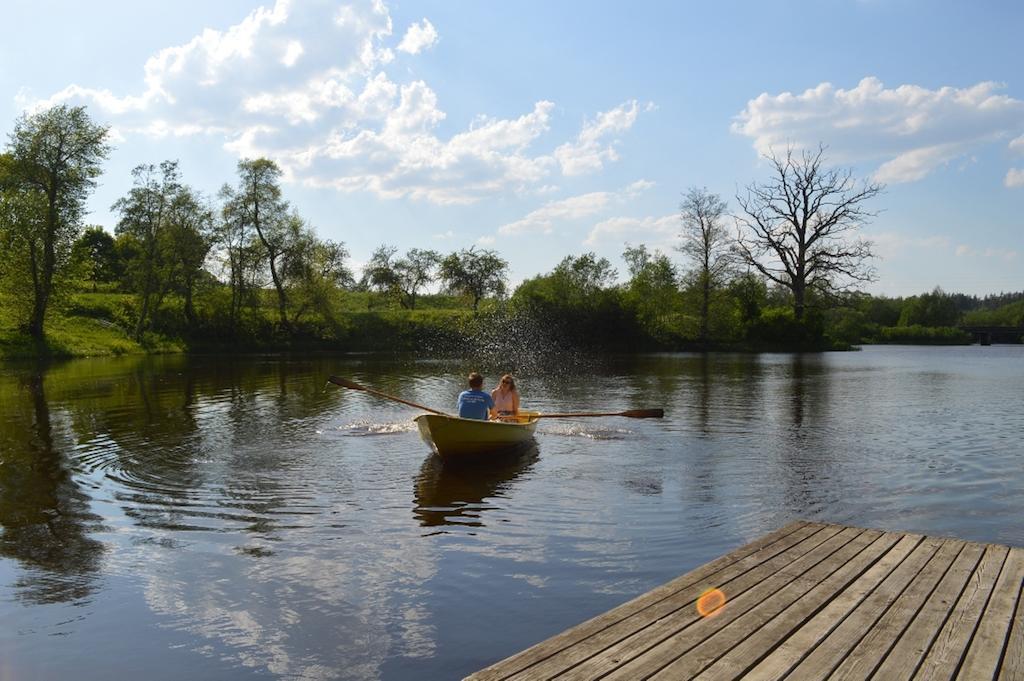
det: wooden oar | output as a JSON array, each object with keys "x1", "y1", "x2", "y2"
[
  {"x1": 535, "y1": 408, "x2": 664, "y2": 419},
  {"x1": 326, "y1": 376, "x2": 450, "y2": 416}
]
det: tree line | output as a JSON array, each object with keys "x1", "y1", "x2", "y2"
[{"x1": 2, "y1": 105, "x2": 1020, "y2": 355}]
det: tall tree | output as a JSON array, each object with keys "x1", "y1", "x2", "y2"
[
  {"x1": 221, "y1": 158, "x2": 291, "y2": 328},
  {"x1": 393, "y1": 248, "x2": 440, "y2": 309},
  {"x1": 623, "y1": 244, "x2": 680, "y2": 339},
  {"x1": 439, "y1": 247, "x2": 508, "y2": 312},
  {"x1": 3, "y1": 105, "x2": 109, "y2": 339},
  {"x1": 361, "y1": 244, "x2": 400, "y2": 306},
  {"x1": 112, "y1": 161, "x2": 181, "y2": 339},
  {"x1": 678, "y1": 187, "x2": 732, "y2": 343},
  {"x1": 164, "y1": 187, "x2": 214, "y2": 327},
  {"x1": 735, "y1": 146, "x2": 881, "y2": 320},
  {"x1": 284, "y1": 227, "x2": 352, "y2": 324}
]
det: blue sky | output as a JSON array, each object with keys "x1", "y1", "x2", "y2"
[{"x1": 3, "y1": 0, "x2": 1022, "y2": 296}]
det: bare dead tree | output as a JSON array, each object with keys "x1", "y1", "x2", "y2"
[
  {"x1": 678, "y1": 187, "x2": 733, "y2": 343},
  {"x1": 735, "y1": 145, "x2": 881, "y2": 320}
]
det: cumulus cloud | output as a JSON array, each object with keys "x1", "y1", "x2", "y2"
[
  {"x1": 584, "y1": 214, "x2": 676, "y2": 246},
  {"x1": 23, "y1": 1, "x2": 642, "y2": 205},
  {"x1": 1006, "y1": 168, "x2": 1024, "y2": 188},
  {"x1": 1010, "y1": 135, "x2": 1024, "y2": 154},
  {"x1": 397, "y1": 19, "x2": 438, "y2": 54},
  {"x1": 733, "y1": 77, "x2": 1024, "y2": 185},
  {"x1": 498, "y1": 180, "x2": 653, "y2": 236},
  {"x1": 555, "y1": 100, "x2": 641, "y2": 175}
]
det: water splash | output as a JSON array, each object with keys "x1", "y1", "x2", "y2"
[{"x1": 340, "y1": 420, "x2": 417, "y2": 436}]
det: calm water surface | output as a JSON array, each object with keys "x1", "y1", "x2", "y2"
[{"x1": 1, "y1": 346, "x2": 1022, "y2": 679}]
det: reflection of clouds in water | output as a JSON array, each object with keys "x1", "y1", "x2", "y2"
[
  {"x1": 138, "y1": 522, "x2": 439, "y2": 680},
  {"x1": 507, "y1": 573, "x2": 548, "y2": 589},
  {"x1": 73, "y1": 369, "x2": 443, "y2": 680}
]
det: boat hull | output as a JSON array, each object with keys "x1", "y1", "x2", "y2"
[{"x1": 414, "y1": 412, "x2": 538, "y2": 462}]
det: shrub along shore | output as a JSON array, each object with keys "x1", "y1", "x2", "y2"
[{"x1": 4, "y1": 285, "x2": 1020, "y2": 361}]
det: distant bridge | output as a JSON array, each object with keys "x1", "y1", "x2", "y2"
[{"x1": 960, "y1": 325, "x2": 1024, "y2": 345}]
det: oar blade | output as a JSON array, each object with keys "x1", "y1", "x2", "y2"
[
  {"x1": 621, "y1": 408, "x2": 664, "y2": 419},
  {"x1": 327, "y1": 375, "x2": 365, "y2": 391}
]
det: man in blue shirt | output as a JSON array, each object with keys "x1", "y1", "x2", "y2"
[{"x1": 457, "y1": 372, "x2": 495, "y2": 420}]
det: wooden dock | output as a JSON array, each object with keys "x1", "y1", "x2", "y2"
[{"x1": 467, "y1": 521, "x2": 1024, "y2": 680}]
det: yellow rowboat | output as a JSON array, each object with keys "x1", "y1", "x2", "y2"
[{"x1": 414, "y1": 411, "x2": 540, "y2": 462}]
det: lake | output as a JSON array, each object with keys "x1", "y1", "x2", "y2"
[{"x1": 1, "y1": 345, "x2": 1022, "y2": 680}]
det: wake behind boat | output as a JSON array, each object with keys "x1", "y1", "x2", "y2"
[
  {"x1": 326, "y1": 375, "x2": 662, "y2": 463},
  {"x1": 414, "y1": 411, "x2": 539, "y2": 462}
]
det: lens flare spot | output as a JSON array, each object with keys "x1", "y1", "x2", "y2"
[{"x1": 696, "y1": 588, "x2": 726, "y2": 618}]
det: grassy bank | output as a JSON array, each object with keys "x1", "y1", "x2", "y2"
[{"x1": 0, "y1": 291, "x2": 478, "y2": 360}]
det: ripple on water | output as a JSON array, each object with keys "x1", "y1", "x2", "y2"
[{"x1": 539, "y1": 423, "x2": 635, "y2": 440}]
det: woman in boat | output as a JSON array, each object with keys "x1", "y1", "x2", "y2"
[{"x1": 491, "y1": 374, "x2": 520, "y2": 421}]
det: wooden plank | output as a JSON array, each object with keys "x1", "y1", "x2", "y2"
[
  {"x1": 959, "y1": 547, "x2": 1024, "y2": 680},
  {"x1": 506, "y1": 525, "x2": 848, "y2": 681},
  {"x1": 465, "y1": 520, "x2": 819, "y2": 681},
  {"x1": 583, "y1": 527, "x2": 879, "y2": 681},
  {"x1": 914, "y1": 544, "x2": 1009, "y2": 680},
  {"x1": 863, "y1": 540, "x2": 985, "y2": 680},
  {"x1": 467, "y1": 524, "x2": 1024, "y2": 681},
  {"x1": 657, "y1": 530, "x2": 900, "y2": 680},
  {"x1": 998, "y1": 557, "x2": 1024, "y2": 681},
  {"x1": 828, "y1": 538, "x2": 966, "y2": 681},
  {"x1": 741, "y1": 533, "x2": 930, "y2": 681}
]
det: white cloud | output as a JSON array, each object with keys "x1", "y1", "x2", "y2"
[
  {"x1": 397, "y1": 19, "x2": 438, "y2": 54},
  {"x1": 867, "y1": 232, "x2": 952, "y2": 259},
  {"x1": 733, "y1": 77, "x2": 1024, "y2": 184},
  {"x1": 432, "y1": 230, "x2": 455, "y2": 240},
  {"x1": 499, "y1": 192, "x2": 612, "y2": 235},
  {"x1": 26, "y1": 1, "x2": 642, "y2": 205},
  {"x1": 281, "y1": 40, "x2": 304, "y2": 67},
  {"x1": 956, "y1": 244, "x2": 1018, "y2": 260},
  {"x1": 584, "y1": 214, "x2": 676, "y2": 246},
  {"x1": 1006, "y1": 168, "x2": 1024, "y2": 188},
  {"x1": 554, "y1": 100, "x2": 641, "y2": 175},
  {"x1": 476, "y1": 235, "x2": 496, "y2": 245},
  {"x1": 498, "y1": 180, "x2": 653, "y2": 236}
]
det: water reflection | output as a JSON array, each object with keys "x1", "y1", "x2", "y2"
[
  {"x1": 0, "y1": 367, "x2": 104, "y2": 604},
  {"x1": 413, "y1": 445, "x2": 539, "y2": 528},
  {"x1": 2, "y1": 348, "x2": 1023, "y2": 680}
]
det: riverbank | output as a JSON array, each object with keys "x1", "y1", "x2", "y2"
[{"x1": 1, "y1": 290, "x2": 982, "y2": 361}]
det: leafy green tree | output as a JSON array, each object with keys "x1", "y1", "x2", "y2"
[
  {"x1": 286, "y1": 231, "x2": 352, "y2": 325},
  {"x1": 221, "y1": 158, "x2": 291, "y2": 328},
  {"x1": 622, "y1": 244, "x2": 681, "y2": 342},
  {"x1": 393, "y1": 248, "x2": 440, "y2": 309},
  {"x1": 899, "y1": 287, "x2": 960, "y2": 327},
  {"x1": 164, "y1": 188, "x2": 214, "y2": 326},
  {"x1": 71, "y1": 226, "x2": 119, "y2": 291},
  {"x1": 728, "y1": 271, "x2": 768, "y2": 328},
  {"x1": 361, "y1": 245, "x2": 401, "y2": 306},
  {"x1": 2, "y1": 105, "x2": 110, "y2": 339},
  {"x1": 678, "y1": 187, "x2": 733, "y2": 343},
  {"x1": 112, "y1": 161, "x2": 181, "y2": 339},
  {"x1": 439, "y1": 247, "x2": 508, "y2": 312},
  {"x1": 510, "y1": 252, "x2": 633, "y2": 348}
]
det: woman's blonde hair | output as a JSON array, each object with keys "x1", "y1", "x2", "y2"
[{"x1": 498, "y1": 374, "x2": 516, "y2": 391}]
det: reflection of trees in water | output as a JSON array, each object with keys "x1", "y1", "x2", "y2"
[
  {"x1": 775, "y1": 354, "x2": 837, "y2": 517},
  {"x1": 0, "y1": 368, "x2": 104, "y2": 604},
  {"x1": 414, "y1": 445, "x2": 539, "y2": 528}
]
